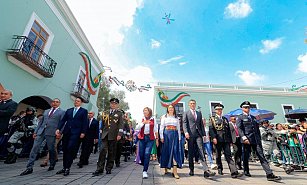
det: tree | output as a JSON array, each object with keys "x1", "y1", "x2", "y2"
[
  {"x1": 96, "y1": 82, "x2": 111, "y2": 113},
  {"x1": 110, "y1": 90, "x2": 129, "y2": 111}
]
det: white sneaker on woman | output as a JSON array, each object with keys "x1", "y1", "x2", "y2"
[{"x1": 143, "y1": 171, "x2": 148, "y2": 179}]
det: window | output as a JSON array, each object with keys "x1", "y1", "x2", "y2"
[
  {"x1": 282, "y1": 104, "x2": 296, "y2": 124},
  {"x1": 209, "y1": 101, "x2": 222, "y2": 116},
  {"x1": 23, "y1": 21, "x2": 49, "y2": 62},
  {"x1": 250, "y1": 103, "x2": 258, "y2": 109},
  {"x1": 174, "y1": 102, "x2": 185, "y2": 117}
]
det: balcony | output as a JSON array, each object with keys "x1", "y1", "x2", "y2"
[
  {"x1": 6, "y1": 35, "x2": 57, "y2": 79},
  {"x1": 70, "y1": 83, "x2": 90, "y2": 103}
]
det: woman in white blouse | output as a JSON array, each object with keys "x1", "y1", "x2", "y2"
[
  {"x1": 135, "y1": 107, "x2": 158, "y2": 179},
  {"x1": 160, "y1": 105, "x2": 182, "y2": 179}
]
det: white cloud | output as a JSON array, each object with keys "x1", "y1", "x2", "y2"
[
  {"x1": 151, "y1": 39, "x2": 161, "y2": 49},
  {"x1": 259, "y1": 38, "x2": 283, "y2": 54},
  {"x1": 159, "y1": 55, "x2": 184, "y2": 65},
  {"x1": 235, "y1": 70, "x2": 264, "y2": 85},
  {"x1": 297, "y1": 53, "x2": 307, "y2": 73},
  {"x1": 66, "y1": 0, "x2": 144, "y2": 46},
  {"x1": 224, "y1": 0, "x2": 253, "y2": 19},
  {"x1": 179, "y1": 61, "x2": 188, "y2": 66}
]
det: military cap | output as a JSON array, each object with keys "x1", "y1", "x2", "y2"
[
  {"x1": 214, "y1": 103, "x2": 224, "y2": 110},
  {"x1": 110, "y1": 97, "x2": 119, "y2": 104},
  {"x1": 240, "y1": 101, "x2": 251, "y2": 108},
  {"x1": 26, "y1": 106, "x2": 36, "y2": 112},
  {"x1": 299, "y1": 118, "x2": 306, "y2": 122}
]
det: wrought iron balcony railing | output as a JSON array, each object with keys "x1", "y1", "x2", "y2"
[
  {"x1": 6, "y1": 35, "x2": 57, "y2": 78},
  {"x1": 70, "y1": 83, "x2": 90, "y2": 103}
]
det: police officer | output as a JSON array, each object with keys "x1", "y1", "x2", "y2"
[
  {"x1": 209, "y1": 103, "x2": 242, "y2": 178},
  {"x1": 92, "y1": 98, "x2": 124, "y2": 176},
  {"x1": 236, "y1": 101, "x2": 281, "y2": 182}
]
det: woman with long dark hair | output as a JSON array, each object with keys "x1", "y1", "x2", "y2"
[
  {"x1": 159, "y1": 105, "x2": 182, "y2": 179},
  {"x1": 135, "y1": 107, "x2": 158, "y2": 179}
]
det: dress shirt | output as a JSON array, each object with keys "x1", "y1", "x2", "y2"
[{"x1": 159, "y1": 114, "x2": 181, "y2": 139}]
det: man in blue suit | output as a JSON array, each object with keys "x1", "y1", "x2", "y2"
[
  {"x1": 55, "y1": 97, "x2": 88, "y2": 176},
  {"x1": 20, "y1": 98, "x2": 65, "y2": 175}
]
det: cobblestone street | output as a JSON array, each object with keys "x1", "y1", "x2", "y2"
[{"x1": 0, "y1": 153, "x2": 306, "y2": 185}]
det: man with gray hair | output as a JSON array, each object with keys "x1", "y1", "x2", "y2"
[{"x1": 0, "y1": 89, "x2": 17, "y2": 158}]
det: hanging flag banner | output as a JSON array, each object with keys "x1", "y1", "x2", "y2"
[
  {"x1": 79, "y1": 52, "x2": 106, "y2": 95},
  {"x1": 158, "y1": 89, "x2": 190, "y2": 107},
  {"x1": 291, "y1": 85, "x2": 307, "y2": 92}
]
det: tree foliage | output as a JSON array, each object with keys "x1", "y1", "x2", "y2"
[{"x1": 110, "y1": 90, "x2": 129, "y2": 111}]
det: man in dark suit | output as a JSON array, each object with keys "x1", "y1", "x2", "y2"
[
  {"x1": 93, "y1": 98, "x2": 123, "y2": 176},
  {"x1": 55, "y1": 97, "x2": 88, "y2": 176},
  {"x1": 236, "y1": 101, "x2": 281, "y2": 182},
  {"x1": 229, "y1": 115, "x2": 242, "y2": 170},
  {"x1": 115, "y1": 111, "x2": 130, "y2": 167},
  {"x1": 209, "y1": 103, "x2": 242, "y2": 178},
  {"x1": 183, "y1": 99, "x2": 215, "y2": 178},
  {"x1": 0, "y1": 90, "x2": 18, "y2": 158},
  {"x1": 77, "y1": 111, "x2": 99, "y2": 168},
  {"x1": 20, "y1": 98, "x2": 65, "y2": 175}
]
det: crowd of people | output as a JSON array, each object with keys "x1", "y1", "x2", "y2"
[{"x1": 1, "y1": 88, "x2": 307, "y2": 183}]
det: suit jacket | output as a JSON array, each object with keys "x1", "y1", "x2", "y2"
[
  {"x1": 0, "y1": 99, "x2": 18, "y2": 135},
  {"x1": 57, "y1": 107, "x2": 89, "y2": 135},
  {"x1": 85, "y1": 118, "x2": 99, "y2": 140},
  {"x1": 229, "y1": 122, "x2": 238, "y2": 143},
  {"x1": 183, "y1": 110, "x2": 205, "y2": 138},
  {"x1": 209, "y1": 115, "x2": 232, "y2": 143},
  {"x1": 101, "y1": 109, "x2": 123, "y2": 140},
  {"x1": 35, "y1": 108, "x2": 65, "y2": 136},
  {"x1": 236, "y1": 114, "x2": 261, "y2": 145}
]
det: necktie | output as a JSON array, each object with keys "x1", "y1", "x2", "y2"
[
  {"x1": 73, "y1": 108, "x2": 78, "y2": 117},
  {"x1": 49, "y1": 108, "x2": 55, "y2": 117},
  {"x1": 193, "y1": 110, "x2": 197, "y2": 121},
  {"x1": 110, "y1": 109, "x2": 114, "y2": 115},
  {"x1": 233, "y1": 123, "x2": 239, "y2": 137},
  {"x1": 89, "y1": 119, "x2": 92, "y2": 127}
]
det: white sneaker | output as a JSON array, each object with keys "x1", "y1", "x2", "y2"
[
  {"x1": 211, "y1": 164, "x2": 218, "y2": 170},
  {"x1": 143, "y1": 171, "x2": 148, "y2": 179}
]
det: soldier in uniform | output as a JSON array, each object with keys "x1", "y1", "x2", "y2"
[
  {"x1": 209, "y1": 103, "x2": 242, "y2": 178},
  {"x1": 92, "y1": 98, "x2": 124, "y2": 176},
  {"x1": 236, "y1": 101, "x2": 282, "y2": 182}
]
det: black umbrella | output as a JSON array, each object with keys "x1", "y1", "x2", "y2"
[{"x1": 285, "y1": 108, "x2": 307, "y2": 119}]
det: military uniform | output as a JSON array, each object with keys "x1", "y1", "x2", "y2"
[
  {"x1": 236, "y1": 101, "x2": 281, "y2": 182},
  {"x1": 93, "y1": 98, "x2": 123, "y2": 175},
  {"x1": 259, "y1": 123, "x2": 279, "y2": 161},
  {"x1": 209, "y1": 104, "x2": 240, "y2": 177}
]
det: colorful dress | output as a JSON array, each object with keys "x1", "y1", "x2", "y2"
[{"x1": 159, "y1": 115, "x2": 183, "y2": 169}]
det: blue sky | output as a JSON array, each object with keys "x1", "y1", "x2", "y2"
[
  {"x1": 66, "y1": 0, "x2": 307, "y2": 119},
  {"x1": 120, "y1": 0, "x2": 307, "y2": 86}
]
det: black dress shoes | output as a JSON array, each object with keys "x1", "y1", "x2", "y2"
[
  {"x1": 244, "y1": 171, "x2": 252, "y2": 177},
  {"x1": 204, "y1": 170, "x2": 216, "y2": 178},
  {"x1": 56, "y1": 168, "x2": 65, "y2": 174},
  {"x1": 267, "y1": 173, "x2": 282, "y2": 182},
  {"x1": 106, "y1": 170, "x2": 112, "y2": 174},
  {"x1": 64, "y1": 169, "x2": 70, "y2": 176},
  {"x1": 77, "y1": 162, "x2": 83, "y2": 168},
  {"x1": 48, "y1": 166, "x2": 54, "y2": 171},
  {"x1": 20, "y1": 168, "x2": 33, "y2": 176},
  {"x1": 189, "y1": 170, "x2": 194, "y2": 176},
  {"x1": 231, "y1": 171, "x2": 243, "y2": 178},
  {"x1": 218, "y1": 169, "x2": 223, "y2": 175},
  {"x1": 116, "y1": 163, "x2": 120, "y2": 167},
  {"x1": 92, "y1": 170, "x2": 104, "y2": 176}
]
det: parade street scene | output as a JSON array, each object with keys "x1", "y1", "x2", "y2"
[{"x1": 0, "y1": 0, "x2": 307, "y2": 185}]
